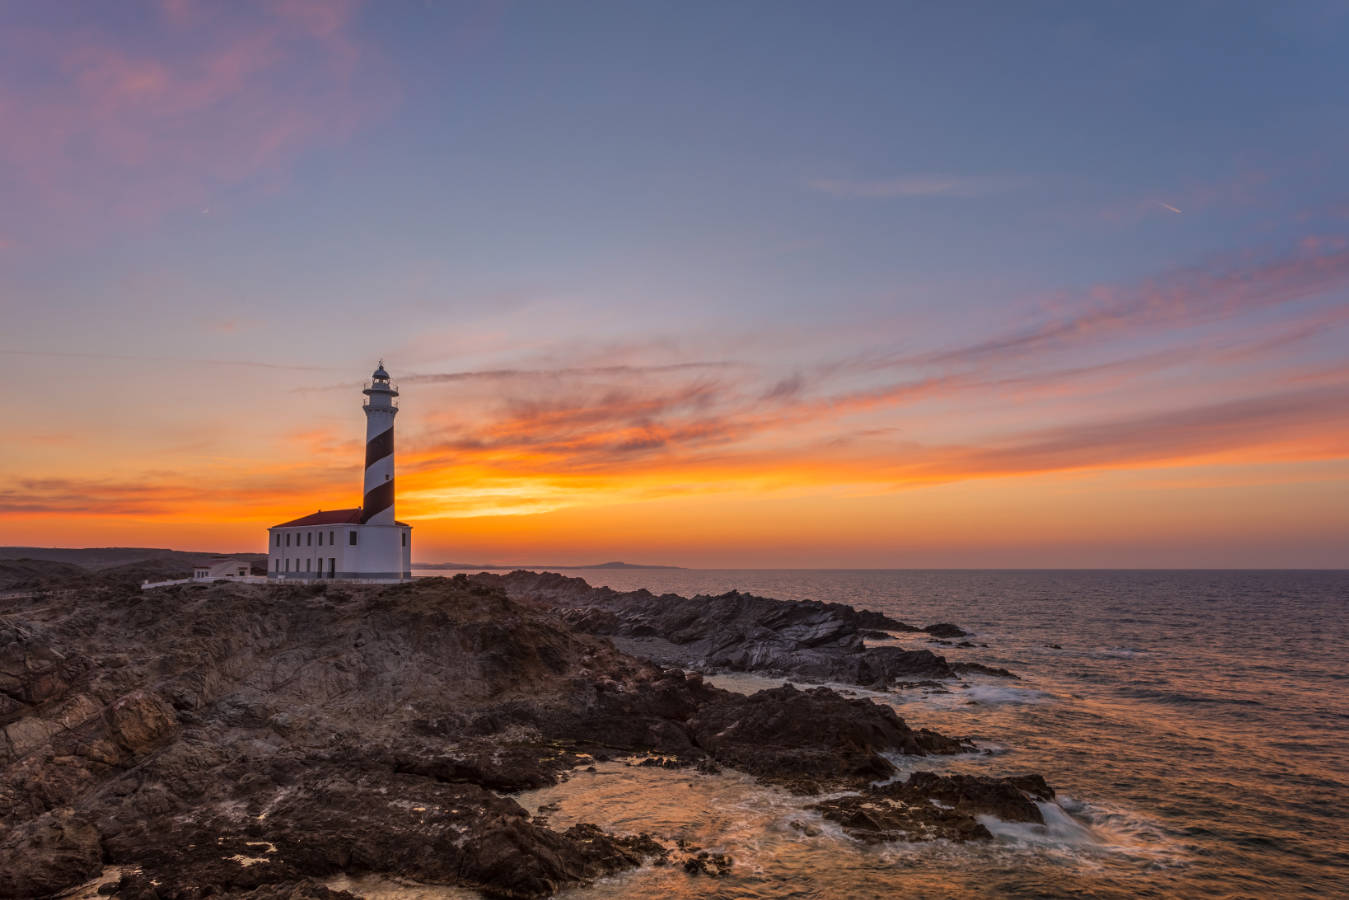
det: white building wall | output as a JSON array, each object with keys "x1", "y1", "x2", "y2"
[
  {"x1": 267, "y1": 523, "x2": 410, "y2": 580},
  {"x1": 354, "y1": 524, "x2": 408, "y2": 579}
]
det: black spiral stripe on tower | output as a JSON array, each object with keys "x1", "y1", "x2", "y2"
[
  {"x1": 365, "y1": 425, "x2": 394, "y2": 469},
  {"x1": 361, "y1": 479, "x2": 395, "y2": 523},
  {"x1": 360, "y1": 424, "x2": 395, "y2": 524}
]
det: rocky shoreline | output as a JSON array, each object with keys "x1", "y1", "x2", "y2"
[
  {"x1": 475, "y1": 570, "x2": 1017, "y2": 685},
  {"x1": 1, "y1": 573, "x2": 1052, "y2": 898}
]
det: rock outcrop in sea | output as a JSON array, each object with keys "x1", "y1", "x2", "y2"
[
  {"x1": 476, "y1": 570, "x2": 1014, "y2": 687},
  {"x1": 0, "y1": 575, "x2": 1045, "y2": 898}
]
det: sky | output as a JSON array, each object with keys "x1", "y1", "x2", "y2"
[{"x1": 2, "y1": 0, "x2": 1348, "y2": 568}]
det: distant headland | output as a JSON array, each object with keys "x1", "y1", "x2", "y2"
[{"x1": 413, "y1": 560, "x2": 684, "y2": 571}]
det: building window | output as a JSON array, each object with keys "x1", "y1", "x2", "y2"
[
  {"x1": 275, "y1": 534, "x2": 281, "y2": 547},
  {"x1": 349, "y1": 531, "x2": 358, "y2": 546},
  {"x1": 316, "y1": 532, "x2": 322, "y2": 547},
  {"x1": 285, "y1": 533, "x2": 291, "y2": 547},
  {"x1": 273, "y1": 559, "x2": 279, "y2": 572},
  {"x1": 306, "y1": 559, "x2": 311, "y2": 571},
  {"x1": 285, "y1": 559, "x2": 291, "y2": 572},
  {"x1": 307, "y1": 532, "x2": 312, "y2": 546},
  {"x1": 329, "y1": 530, "x2": 335, "y2": 544},
  {"x1": 401, "y1": 532, "x2": 406, "y2": 547}
]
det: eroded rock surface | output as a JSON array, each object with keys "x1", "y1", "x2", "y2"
[{"x1": 0, "y1": 576, "x2": 981, "y2": 898}]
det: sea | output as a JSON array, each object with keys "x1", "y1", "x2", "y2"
[{"x1": 389, "y1": 569, "x2": 1349, "y2": 899}]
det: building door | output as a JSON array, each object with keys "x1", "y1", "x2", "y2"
[{"x1": 328, "y1": 557, "x2": 336, "y2": 577}]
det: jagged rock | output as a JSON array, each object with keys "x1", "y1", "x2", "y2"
[
  {"x1": 895, "y1": 771, "x2": 1053, "y2": 821},
  {"x1": 690, "y1": 684, "x2": 969, "y2": 790},
  {"x1": 106, "y1": 691, "x2": 178, "y2": 755},
  {"x1": 0, "y1": 807, "x2": 102, "y2": 898},
  {"x1": 951, "y1": 662, "x2": 1018, "y2": 679},
  {"x1": 811, "y1": 771, "x2": 1055, "y2": 843}
]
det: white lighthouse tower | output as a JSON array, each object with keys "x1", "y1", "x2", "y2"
[
  {"x1": 265, "y1": 362, "x2": 412, "y2": 581},
  {"x1": 361, "y1": 361, "x2": 398, "y2": 526}
]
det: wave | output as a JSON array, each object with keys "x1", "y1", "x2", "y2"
[
  {"x1": 907, "y1": 681, "x2": 1053, "y2": 710},
  {"x1": 978, "y1": 796, "x2": 1186, "y2": 865}
]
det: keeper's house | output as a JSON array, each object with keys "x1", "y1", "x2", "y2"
[
  {"x1": 192, "y1": 558, "x2": 253, "y2": 580},
  {"x1": 267, "y1": 363, "x2": 412, "y2": 581}
]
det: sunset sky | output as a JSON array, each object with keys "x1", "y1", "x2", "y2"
[{"x1": 3, "y1": 1, "x2": 1348, "y2": 567}]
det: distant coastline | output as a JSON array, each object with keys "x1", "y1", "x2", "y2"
[{"x1": 413, "y1": 560, "x2": 684, "y2": 571}]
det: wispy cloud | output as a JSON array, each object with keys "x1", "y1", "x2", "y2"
[
  {"x1": 400, "y1": 362, "x2": 732, "y2": 384},
  {"x1": 894, "y1": 240, "x2": 1349, "y2": 368},
  {"x1": 807, "y1": 174, "x2": 1030, "y2": 199}
]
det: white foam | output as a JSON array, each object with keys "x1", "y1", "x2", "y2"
[
  {"x1": 978, "y1": 800, "x2": 1099, "y2": 848},
  {"x1": 976, "y1": 798, "x2": 1185, "y2": 866},
  {"x1": 908, "y1": 681, "x2": 1051, "y2": 710},
  {"x1": 1094, "y1": 646, "x2": 1149, "y2": 658}
]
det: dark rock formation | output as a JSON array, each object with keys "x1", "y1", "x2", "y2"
[
  {"x1": 951, "y1": 662, "x2": 1018, "y2": 679},
  {"x1": 689, "y1": 684, "x2": 969, "y2": 792},
  {"x1": 811, "y1": 771, "x2": 1056, "y2": 843},
  {"x1": 477, "y1": 571, "x2": 1014, "y2": 688},
  {"x1": 0, "y1": 575, "x2": 979, "y2": 898}
]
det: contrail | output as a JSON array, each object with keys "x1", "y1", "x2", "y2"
[{"x1": 1158, "y1": 202, "x2": 1183, "y2": 214}]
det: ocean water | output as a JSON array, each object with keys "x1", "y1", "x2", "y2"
[{"x1": 435, "y1": 568, "x2": 1349, "y2": 899}]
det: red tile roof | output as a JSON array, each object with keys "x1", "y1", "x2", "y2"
[
  {"x1": 271, "y1": 508, "x2": 410, "y2": 528},
  {"x1": 272, "y1": 508, "x2": 362, "y2": 527}
]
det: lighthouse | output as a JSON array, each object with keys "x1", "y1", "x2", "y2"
[
  {"x1": 265, "y1": 362, "x2": 413, "y2": 581},
  {"x1": 361, "y1": 361, "x2": 398, "y2": 526}
]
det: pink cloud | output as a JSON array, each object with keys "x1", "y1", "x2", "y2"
[
  {"x1": 898, "y1": 239, "x2": 1349, "y2": 367},
  {"x1": 0, "y1": 1, "x2": 390, "y2": 240}
]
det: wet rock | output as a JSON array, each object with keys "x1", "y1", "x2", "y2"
[
  {"x1": 690, "y1": 684, "x2": 969, "y2": 790},
  {"x1": 812, "y1": 771, "x2": 1055, "y2": 844},
  {"x1": 924, "y1": 623, "x2": 968, "y2": 638},
  {"x1": 681, "y1": 849, "x2": 733, "y2": 876},
  {"x1": 894, "y1": 771, "x2": 1053, "y2": 822},
  {"x1": 951, "y1": 662, "x2": 1019, "y2": 679},
  {"x1": 813, "y1": 793, "x2": 992, "y2": 843}
]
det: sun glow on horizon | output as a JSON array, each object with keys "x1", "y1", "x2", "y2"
[{"x1": 2, "y1": 2, "x2": 1348, "y2": 567}]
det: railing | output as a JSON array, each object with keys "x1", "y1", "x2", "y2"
[{"x1": 363, "y1": 380, "x2": 400, "y2": 394}]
